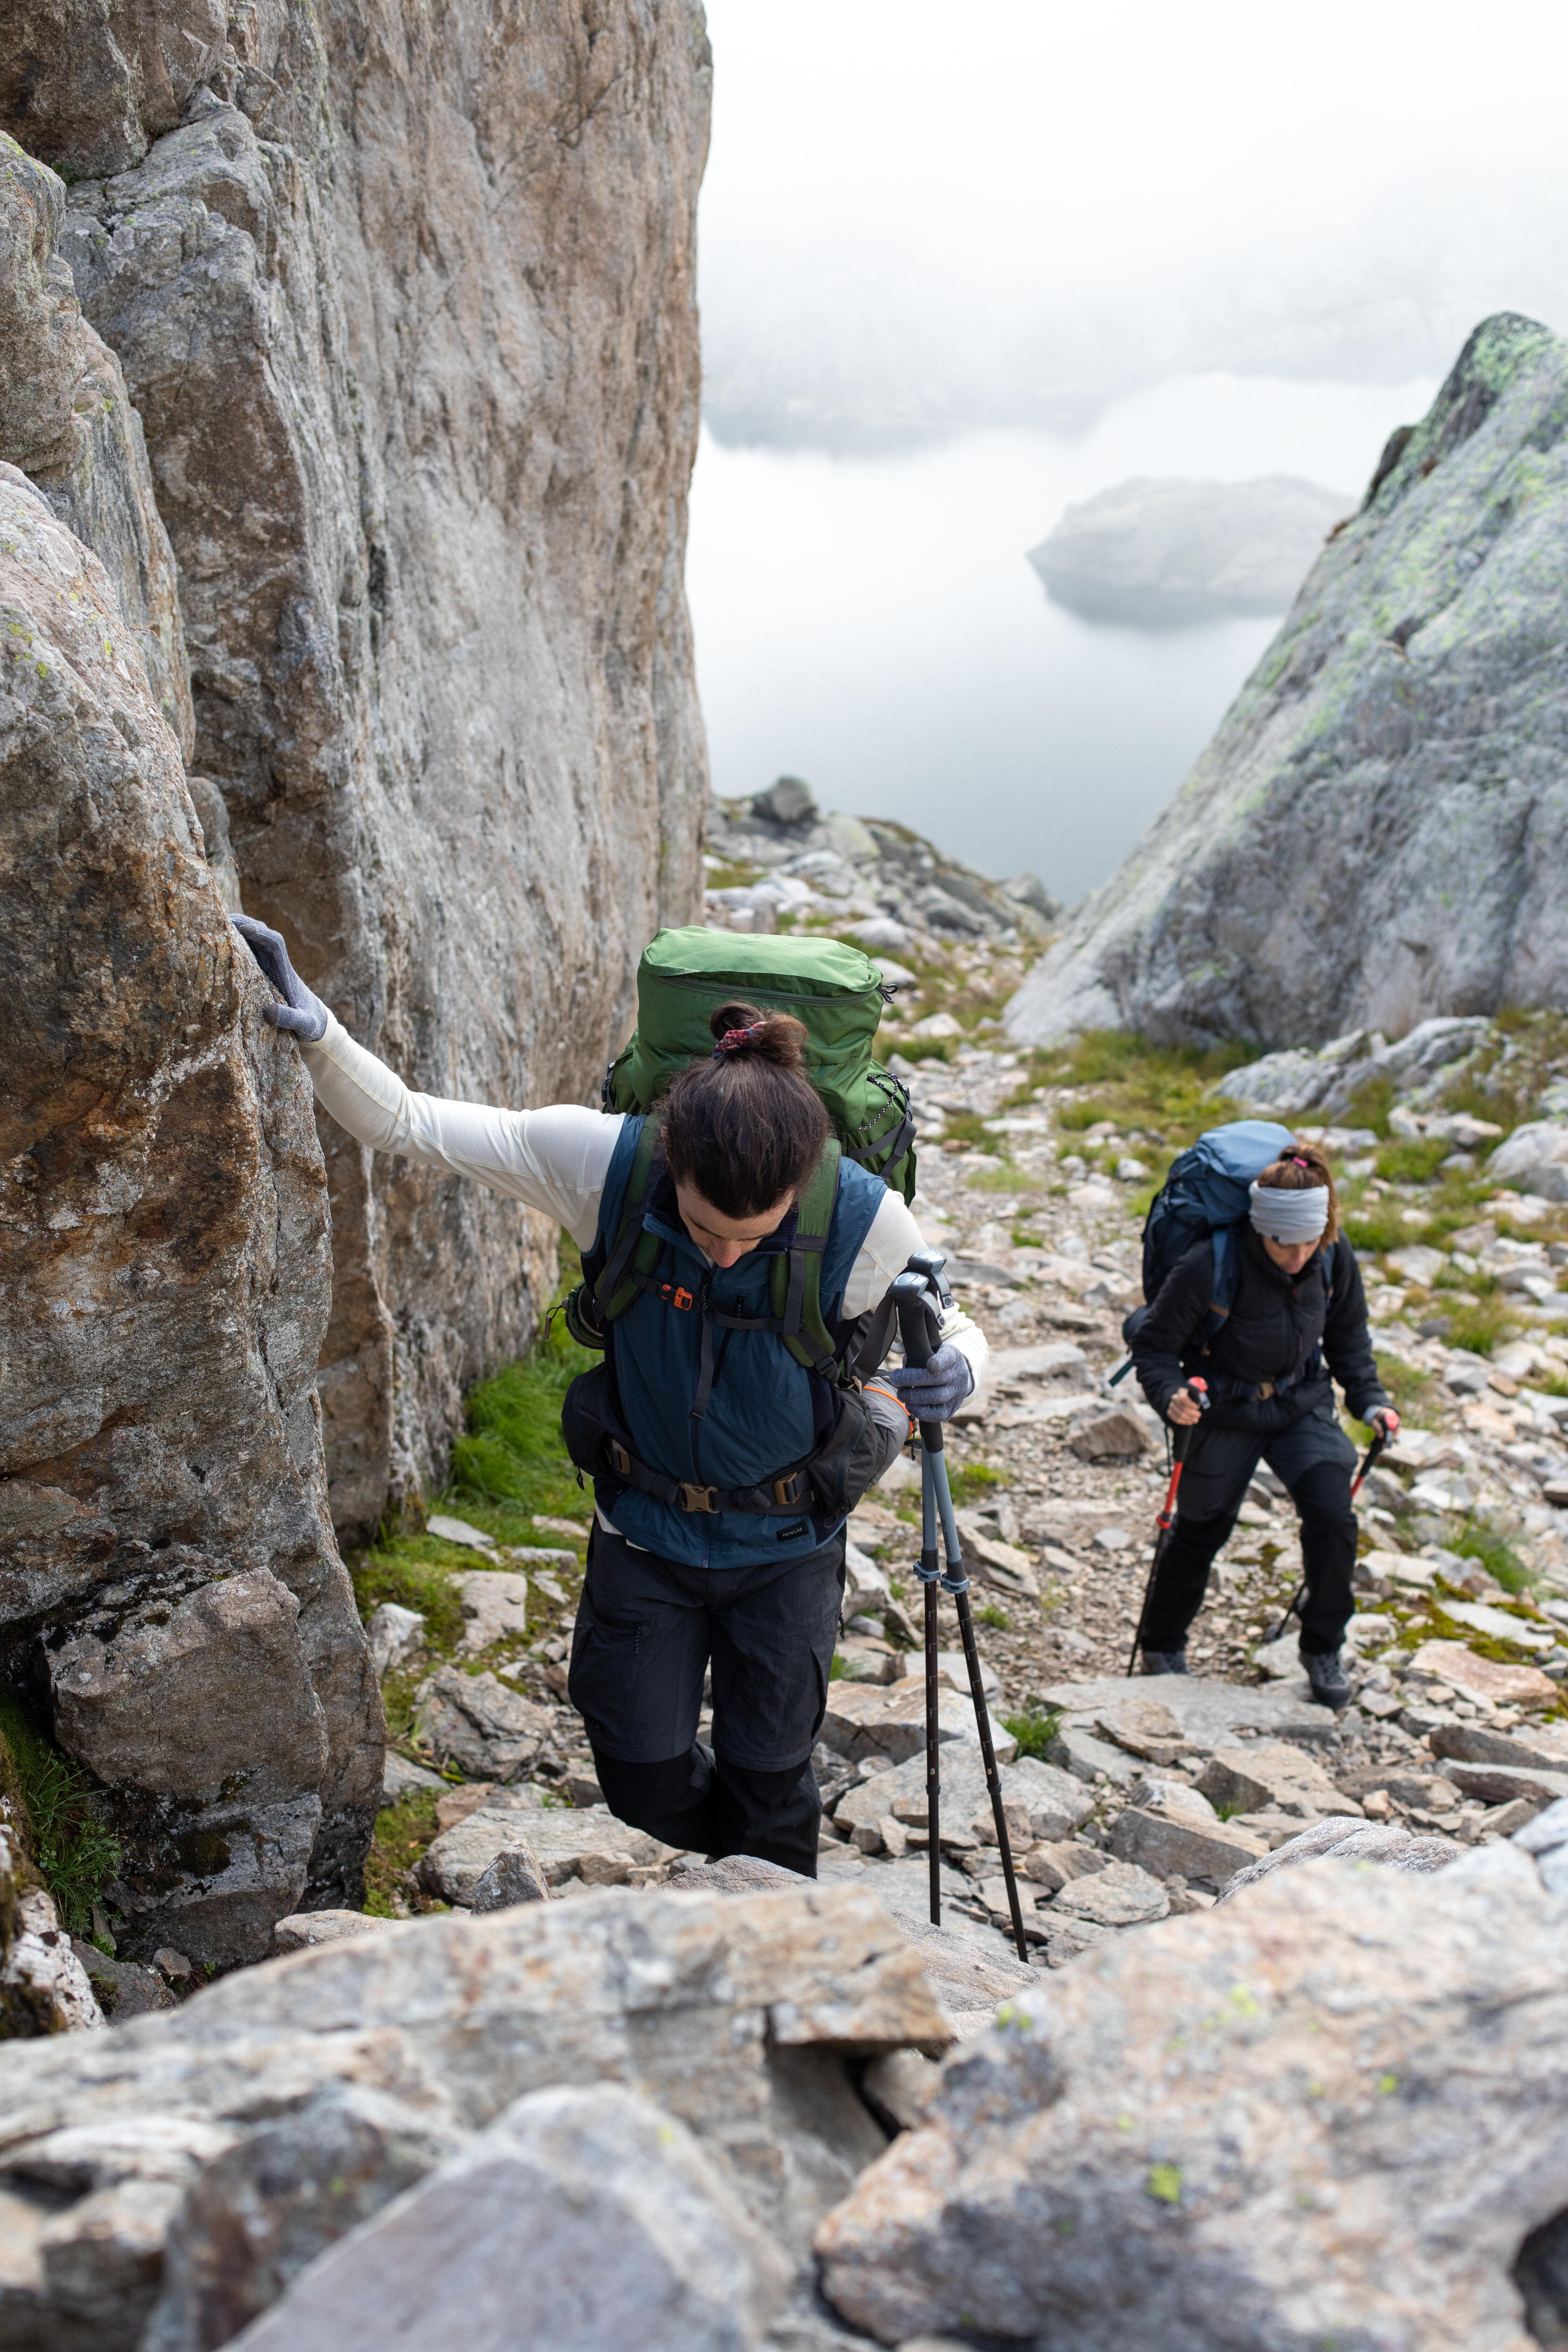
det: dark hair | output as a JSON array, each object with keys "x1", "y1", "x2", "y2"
[
  {"x1": 661, "y1": 1001, "x2": 830, "y2": 1219},
  {"x1": 1256, "y1": 1141, "x2": 1340, "y2": 1244}
]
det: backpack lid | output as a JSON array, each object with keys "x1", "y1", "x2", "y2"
[{"x1": 604, "y1": 927, "x2": 915, "y2": 1199}]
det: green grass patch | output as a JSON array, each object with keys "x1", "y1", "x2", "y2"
[
  {"x1": 976, "y1": 1602, "x2": 1011, "y2": 1631},
  {"x1": 0, "y1": 1696, "x2": 121, "y2": 1938},
  {"x1": 1374, "y1": 1138, "x2": 1453, "y2": 1185},
  {"x1": 1016, "y1": 1030, "x2": 1252, "y2": 1153},
  {"x1": 1340, "y1": 1073, "x2": 1396, "y2": 1137},
  {"x1": 1343, "y1": 1205, "x2": 1412, "y2": 1253},
  {"x1": 1369, "y1": 1355, "x2": 1435, "y2": 1421},
  {"x1": 829, "y1": 1652, "x2": 852, "y2": 1681},
  {"x1": 449, "y1": 1325, "x2": 597, "y2": 1521},
  {"x1": 1442, "y1": 1296, "x2": 1521, "y2": 1357},
  {"x1": 966, "y1": 1160, "x2": 1023, "y2": 1191},
  {"x1": 946, "y1": 1461, "x2": 1005, "y2": 1507},
  {"x1": 898, "y1": 1038, "x2": 953, "y2": 1064},
  {"x1": 351, "y1": 1545, "x2": 468, "y2": 1654},
  {"x1": 363, "y1": 1787, "x2": 446, "y2": 1917},
  {"x1": 1450, "y1": 1517, "x2": 1533, "y2": 1595},
  {"x1": 1001, "y1": 1704, "x2": 1061, "y2": 1760}
]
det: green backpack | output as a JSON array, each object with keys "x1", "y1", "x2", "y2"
[
  {"x1": 569, "y1": 927, "x2": 916, "y2": 1374},
  {"x1": 601, "y1": 927, "x2": 916, "y2": 1197}
]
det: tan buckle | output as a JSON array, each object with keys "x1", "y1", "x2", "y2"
[
  {"x1": 678, "y1": 1482, "x2": 720, "y2": 1513},
  {"x1": 610, "y1": 1441, "x2": 632, "y2": 1477},
  {"x1": 772, "y1": 1472, "x2": 804, "y2": 1506}
]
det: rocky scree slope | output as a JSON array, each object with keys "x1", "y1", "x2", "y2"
[
  {"x1": 350, "y1": 930, "x2": 1568, "y2": 1975},
  {"x1": 1, "y1": 0, "x2": 713, "y2": 1538},
  {"x1": 1009, "y1": 312, "x2": 1568, "y2": 1050}
]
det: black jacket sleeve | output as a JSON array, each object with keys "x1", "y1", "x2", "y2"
[
  {"x1": 1323, "y1": 1240, "x2": 1389, "y2": 1422},
  {"x1": 1130, "y1": 1241, "x2": 1216, "y2": 1420}
]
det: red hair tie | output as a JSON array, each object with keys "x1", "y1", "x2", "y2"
[{"x1": 713, "y1": 1026, "x2": 761, "y2": 1057}]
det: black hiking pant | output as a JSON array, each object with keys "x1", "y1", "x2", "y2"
[
  {"x1": 1140, "y1": 1396, "x2": 1358, "y2": 1657},
  {"x1": 566, "y1": 1519, "x2": 846, "y2": 1878}
]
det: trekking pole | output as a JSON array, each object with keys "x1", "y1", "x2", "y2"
[
  {"x1": 1351, "y1": 1425, "x2": 1390, "y2": 1503},
  {"x1": 891, "y1": 1269, "x2": 1029, "y2": 1965},
  {"x1": 1126, "y1": 1378, "x2": 1209, "y2": 1676},
  {"x1": 1266, "y1": 1425, "x2": 1390, "y2": 1640}
]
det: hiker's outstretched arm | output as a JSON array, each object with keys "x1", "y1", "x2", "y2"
[
  {"x1": 845, "y1": 1192, "x2": 989, "y2": 1396},
  {"x1": 299, "y1": 1011, "x2": 619, "y2": 1249}
]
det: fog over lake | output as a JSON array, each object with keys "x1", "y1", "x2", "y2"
[
  {"x1": 687, "y1": 372, "x2": 1436, "y2": 904},
  {"x1": 690, "y1": 0, "x2": 1568, "y2": 905}
]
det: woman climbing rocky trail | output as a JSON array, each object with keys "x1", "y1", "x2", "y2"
[{"x1": 7, "y1": 2, "x2": 1568, "y2": 2335}]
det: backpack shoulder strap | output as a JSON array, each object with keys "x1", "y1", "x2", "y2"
[
  {"x1": 1204, "y1": 1222, "x2": 1240, "y2": 1340},
  {"x1": 770, "y1": 1141, "x2": 842, "y2": 1377},
  {"x1": 593, "y1": 1111, "x2": 667, "y2": 1324}
]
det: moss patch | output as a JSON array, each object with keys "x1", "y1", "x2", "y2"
[
  {"x1": 362, "y1": 1786, "x2": 446, "y2": 1918},
  {"x1": 0, "y1": 1697, "x2": 120, "y2": 1937}
]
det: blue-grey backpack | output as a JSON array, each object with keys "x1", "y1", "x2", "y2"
[{"x1": 1124, "y1": 1119, "x2": 1298, "y2": 1351}]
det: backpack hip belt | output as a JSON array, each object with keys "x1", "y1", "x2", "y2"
[{"x1": 602, "y1": 1435, "x2": 813, "y2": 1516}]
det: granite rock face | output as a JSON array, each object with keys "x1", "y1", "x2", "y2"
[
  {"x1": 1009, "y1": 314, "x2": 1568, "y2": 1050},
  {"x1": 0, "y1": 130, "x2": 191, "y2": 746},
  {"x1": 2, "y1": 0, "x2": 713, "y2": 1534},
  {"x1": 816, "y1": 1846, "x2": 1568, "y2": 2351},
  {"x1": 0, "y1": 474, "x2": 380, "y2": 1962}
]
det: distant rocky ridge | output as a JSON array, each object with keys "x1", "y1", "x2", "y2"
[
  {"x1": 1008, "y1": 314, "x2": 1568, "y2": 1050},
  {"x1": 1029, "y1": 471, "x2": 1351, "y2": 627},
  {"x1": 706, "y1": 775, "x2": 1058, "y2": 947}
]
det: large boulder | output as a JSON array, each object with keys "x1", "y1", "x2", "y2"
[
  {"x1": 0, "y1": 473, "x2": 381, "y2": 1962},
  {"x1": 816, "y1": 1842, "x2": 1567, "y2": 2350},
  {"x1": 0, "y1": 1878, "x2": 948, "y2": 2344},
  {"x1": 220, "y1": 2084, "x2": 792, "y2": 2352},
  {"x1": 1008, "y1": 312, "x2": 1568, "y2": 1049},
  {"x1": 5, "y1": 0, "x2": 713, "y2": 1536}
]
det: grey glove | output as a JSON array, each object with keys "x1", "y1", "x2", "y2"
[
  {"x1": 884, "y1": 1341, "x2": 975, "y2": 1422},
  {"x1": 230, "y1": 915, "x2": 329, "y2": 1042}
]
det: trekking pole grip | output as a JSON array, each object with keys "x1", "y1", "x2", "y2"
[{"x1": 891, "y1": 1271, "x2": 944, "y2": 1452}]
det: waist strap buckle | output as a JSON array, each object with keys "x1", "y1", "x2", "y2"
[
  {"x1": 678, "y1": 1482, "x2": 721, "y2": 1514},
  {"x1": 772, "y1": 1471, "x2": 806, "y2": 1507}
]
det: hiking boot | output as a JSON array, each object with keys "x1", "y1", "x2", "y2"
[
  {"x1": 1140, "y1": 1646, "x2": 1189, "y2": 1676},
  {"x1": 1301, "y1": 1645, "x2": 1352, "y2": 1709}
]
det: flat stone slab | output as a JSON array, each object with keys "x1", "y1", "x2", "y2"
[
  {"x1": 420, "y1": 1805, "x2": 672, "y2": 1903},
  {"x1": 274, "y1": 1910, "x2": 400, "y2": 1954},
  {"x1": 1041, "y1": 1674, "x2": 1336, "y2": 1747}
]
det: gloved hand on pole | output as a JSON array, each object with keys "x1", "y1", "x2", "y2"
[
  {"x1": 230, "y1": 916, "x2": 330, "y2": 1042},
  {"x1": 882, "y1": 1341, "x2": 974, "y2": 1422}
]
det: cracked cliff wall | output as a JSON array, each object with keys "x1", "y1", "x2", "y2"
[
  {"x1": 0, "y1": 464, "x2": 382, "y2": 1964},
  {"x1": 5, "y1": 0, "x2": 712, "y2": 1534},
  {"x1": 1007, "y1": 314, "x2": 1568, "y2": 1053}
]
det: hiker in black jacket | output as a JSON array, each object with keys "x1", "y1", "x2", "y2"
[{"x1": 1130, "y1": 1142, "x2": 1397, "y2": 1707}]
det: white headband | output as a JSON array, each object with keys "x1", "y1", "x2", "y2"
[{"x1": 1249, "y1": 1180, "x2": 1329, "y2": 1242}]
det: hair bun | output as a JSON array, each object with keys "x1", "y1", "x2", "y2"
[{"x1": 707, "y1": 1000, "x2": 808, "y2": 1073}]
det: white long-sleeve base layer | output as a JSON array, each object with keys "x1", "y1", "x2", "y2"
[{"x1": 299, "y1": 1014, "x2": 987, "y2": 1386}]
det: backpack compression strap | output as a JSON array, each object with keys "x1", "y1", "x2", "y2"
[{"x1": 770, "y1": 1140, "x2": 842, "y2": 1378}]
